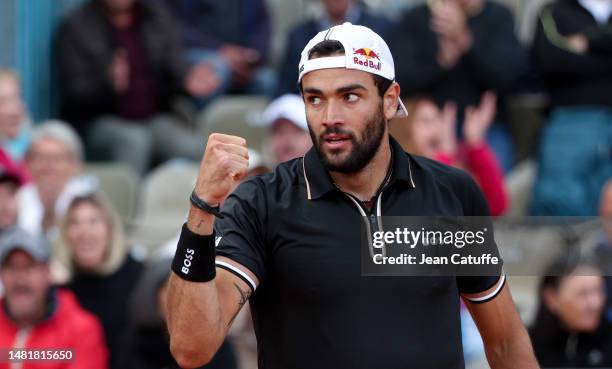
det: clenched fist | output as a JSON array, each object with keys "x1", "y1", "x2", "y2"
[{"x1": 194, "y1": 133, "x2": 249, "y2": 205}]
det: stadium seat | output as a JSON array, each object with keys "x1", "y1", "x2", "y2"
[
  {"x1": 84, "y1": 162, "x2": 139, "y2": 225},
  {"x1": 131, "y1": 160, "x2": 199, "y2": 251},
  {"x1": 198, "y1": 96, "x2": 270, "y2": 152},
  {"x1": 265, "y1": 0, "x2": 307, "y2": 66}
]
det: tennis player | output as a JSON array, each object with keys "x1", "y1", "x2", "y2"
[{"x1": 167, "y1": 23, "x2": 539, "y2": 369}]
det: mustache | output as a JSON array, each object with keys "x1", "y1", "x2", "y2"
[{"x1": 319, "y1": 127, "x2": 356, "y2": 140}]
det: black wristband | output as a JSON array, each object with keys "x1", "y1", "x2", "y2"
[
  {"x1": 171, "y1": 223, "x2": 216, "y2": 282},
  {"x1": 190, "y1": 190, "x2": 224, "y2": 219}
]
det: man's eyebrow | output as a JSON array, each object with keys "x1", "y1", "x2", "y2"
[
  {"x1": 302, "y1": 87, "x2": 322, "y2": 95},
  {"x1": 303, "y1": 84, "x2": 367, "y2": 95},
  {"x1": 336, "y1": 84, "x2": 367, "y2": 94}
]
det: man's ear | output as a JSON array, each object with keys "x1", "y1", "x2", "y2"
[{"x1": 383, "y1": 82, "x2": 401, "y2": 121}]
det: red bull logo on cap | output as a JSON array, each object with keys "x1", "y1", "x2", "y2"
[{"x1": 353, "y1": 48, "x2": 381, "y2": 71}]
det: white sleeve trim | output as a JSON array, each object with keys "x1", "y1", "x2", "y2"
[
  {"x1": 215, "y1": 260, "x2": 258, "y2": 292},
  {"x1": 464, "y1": 274, "x2": 506, "y2": 303}
]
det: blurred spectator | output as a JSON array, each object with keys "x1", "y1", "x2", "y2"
[
  {"x1": 529, "y1": 258, "x2": 612, "y2": 367},
  {"x1": 121, "y1": 257, "x2": 237, "y2": 369},
  {"x1": 0, "y1": 169, "x2": 21, "y2": 234},
  {"x1": 591, "y1": 180, "x2": 612, "y2": 321},
  {"x1": 0, "y1": 69, "x2": 30, "y2": 184},
  {"x1": 390, "y1": 93, "x2": 508, "y2": 215},
  {"x1": 17, "y1": 121, "x2": 95, "y2": 240},
  {"x1": 529, "y1": 0, "x2": 612, "y2": 216},
  {"x1": 0, "y1": 227, "x2": 108, "y2": 369},
  {"x1": 257, "y1": 94, "x2": 312, "y2": 164},
  {"x1": 276, "y1": 0, "x2": 393, "y2": 96},
  {"x1": 53, "y1": 193, "x2": 143, "y2": 369},
  {"x1": 158, "y1": 0, "x2": 275, "y2": 102},
  {"x1": 56, "y1": 0, "x2": 211, "y2": 175},
  {"x1": 389, "y1": 0, "x2": 530, "y2": 171}
]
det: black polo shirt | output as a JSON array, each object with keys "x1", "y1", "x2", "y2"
[{"x1": 214, "y1": 136, "x2": 503, "y2": 369}]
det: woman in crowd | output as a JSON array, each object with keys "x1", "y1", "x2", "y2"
[
  {"x1": 0, "y1": 69, "x2": 30, "y2": 184},
  {"x1": 390, "y1": 92, "x2": 508, "y2": 215},
  {"x1": 530, "y1": 258, "x2": 612, "y2": 367},
  {"x1": 54, "y1": 193, "x2": 143, "y2": 369}
]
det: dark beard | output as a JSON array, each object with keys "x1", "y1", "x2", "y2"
[{"x1": 309, "y1": 104, "x2": 386, "y2": 173}]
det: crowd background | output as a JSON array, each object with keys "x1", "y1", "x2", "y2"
[{"x1": 1, "y1": 0, "x2": 612, "y2": 368}]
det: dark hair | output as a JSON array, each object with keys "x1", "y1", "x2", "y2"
[
  {"x1": 529, "y1": 256, "x2": 604, "y2": 341},
  {"x1": 298, "y1": 40, "x2": 393, "y2": 98}
]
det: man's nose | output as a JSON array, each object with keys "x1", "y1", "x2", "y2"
[{"x1": 321, "y1": 100, "x2": 344, "y2": 127}]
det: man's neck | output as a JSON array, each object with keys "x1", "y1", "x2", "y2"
[{"x1": 329, "y1": 139, "x2": 392, "y2": 202}]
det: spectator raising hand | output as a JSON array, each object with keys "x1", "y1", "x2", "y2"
[
  {"x1": 391, "y1": 94, "x2": 507, "y2": 215},
  {"x1": 464, "y1": 91, "x2": 496, "y2": 147},
  {"x1": 438, "y1": 101, "x2": 458, "y2": 156},
  {"x1": 430, "y1": 0, "x2": 473, "y2": 69}
]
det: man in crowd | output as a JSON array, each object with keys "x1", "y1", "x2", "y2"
[
  {"x1": 530, "y1": 0, "x2": 612, "y2": 216},
  {"x1": 0, "y1": 227, "x2": 108, "y2": 369},
  {"x1": 56, "y1": 0, "x2": 214, "y2": 174},
  {"x1": 258, "y1": 94, "x2": 312, "y2": 164},
  {"x1": 158, "y1": 0, "x2": 275, "y2": 102},
  {"x1": 276, "y1": 0, "x2": 393, "y2": 96},
  {"x1": 389, "y1": 0, "x2": 530, "y2": 170}
]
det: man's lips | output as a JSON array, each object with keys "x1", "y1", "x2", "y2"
[{"x1": 321, "y1": 133, "x2": 352, "y2": 149}]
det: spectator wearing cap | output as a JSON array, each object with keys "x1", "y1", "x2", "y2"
[
  {"x1": 276, "y1": 0, "x2": 393, "y2": 96},
  {"x1": 389, "y1": 0, "x2": 530, "y2": 171},
  {"x1": 0, "y1": 69, "x2": 31, "y2": 184},
  {"x1": 0, "y1": 227, "x2": 108, "y2": 369},
  {"x1": 53, "y1": 193, "x2": 143, "y2": 369},
  {"x1": 17, "y1": 121, "x2": 96, "y2": 240},
  {"x1": 0, "y1": 170, "x2": 21, "y2": 234},
  {"x1": 157, "y1": 0, "x2": 275, "y2": 103},
  {"x1": 56, "y1": 0, "x2": 214, "y2": 175},
  {"x1": 258, "y1": 94, "x2": 312, "y2": 165},
  {"x1": 391, "y1": 93, "x2": 508, "y2": 215},
  {"x1": 529, "y1": 0, "x2": 612, "y2": 216}
]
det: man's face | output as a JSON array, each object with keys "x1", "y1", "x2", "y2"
[
  {"x1": 0, "y1": 182, "x2": 18, "y2": 230},
  {"x1": 301, "y1": 68, "x2": 387, "y2": 173},
  {"x1": 269, "y1": 119, "x2": 312, "y2": 164},
  {"x1": 322, "y1": 0, "x2": 352, "y2": 19},
  {"x1": 102, "y1": 0, "x2": 136, "y2": 13},
  {"x1": 0, "y1": 250, "x2": 50, "y2": 324},
  {"x1": 448, "y1": 0, "x2": 482, "y2": 11},
  {"x1": 26, "y1": 138, "x2": 79, "y2": 194},
  {"x1": 0, "y1": 77, "x2": 25, "y2": 140}
]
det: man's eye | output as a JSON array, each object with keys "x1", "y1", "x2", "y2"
[
  {"x1": 346, "y1": 93, "x2": 359, "y2": 102},
  {"x1": 308, "y1": 96, "x2": 321, "y2": 105}
]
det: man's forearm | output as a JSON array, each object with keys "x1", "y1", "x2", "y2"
[
  {"x1": 167, "y1": 207, "x2": 225, "y2": 368},
  {"x1": 486, "y1": 327, "x2": 540, "y2": 369}
]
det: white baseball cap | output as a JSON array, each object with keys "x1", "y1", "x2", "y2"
[
  {"x1": 260, "y1": 94, "x2": 308, "y2": 131},
  {"x1": 298, "y1": 22, "x2": 408, "y2": 117}
]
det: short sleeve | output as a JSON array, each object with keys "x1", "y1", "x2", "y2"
[
  {"x1": 456, "y1": 172, "x2": 505, "y2": 302},
  {"x1": 214, "y1": 178, "x2": 268, "y2": 290}
]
